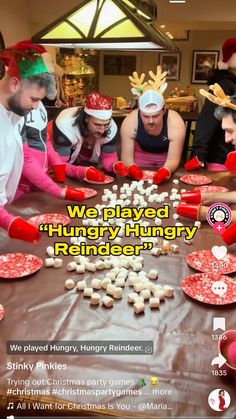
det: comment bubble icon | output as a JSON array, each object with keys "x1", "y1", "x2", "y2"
[{"x1": 211, "y1": 281, "x2": 228, "y2": 297}]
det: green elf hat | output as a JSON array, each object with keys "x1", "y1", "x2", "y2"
[{"x1": 0, "y1": 40, "x2": 49, "y2": 79}]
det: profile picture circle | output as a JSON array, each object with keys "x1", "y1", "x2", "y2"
[
  {"x1": 206, "y1": 203, "x2": 232, "y2": 227},
  {"x1": 208, "y1": 388, "x2": 231, "y2": 411}
]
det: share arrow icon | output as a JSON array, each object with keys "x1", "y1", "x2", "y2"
[{"x1": 211, "y1": 353, "x2": 227, "y2": 368}]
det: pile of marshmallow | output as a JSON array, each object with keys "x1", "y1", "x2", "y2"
[
  {"x1": 76, "y1": 178, "x2": 200, "y2": 249},
  {"x1": 45, "y1": 250, "x2": 174, "y2": 314}
]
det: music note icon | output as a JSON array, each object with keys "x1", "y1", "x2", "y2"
[{"x1": 7, "y1": 402, "x2": 14, "y2": 409}]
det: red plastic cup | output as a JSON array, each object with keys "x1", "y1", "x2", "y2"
[
  {"x1": 53, "y1": 164, "x2": 66, "y2": 183},
  {"x1": 181, "y1": 190, "x2": 202, "y2": 204},
  {"x1": 221, "y1": 222, "x2": 236, "y2": 246},
  {"x1": 218, "y1": 329, "x2": 236, "y2": 375},
  {"x1": 225, "y1": 151, "x2": 236, "y2": 174},
  {"x1": 176, "y1": 203, "x2": 200, "y2": 220},
  {"x1": 8, "y1": 217, "x2": 41, "y2": 243},
  {"x1": 184, "y1": 156, "x2": 203, "y2": 171}
]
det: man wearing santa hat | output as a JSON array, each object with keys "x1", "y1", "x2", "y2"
[
  {"x1": 185, "y1": 38, "x2": 236, "y2": 172},
  {"x1": 50, "y1": 91, "x2": 124, "y2": 179}
]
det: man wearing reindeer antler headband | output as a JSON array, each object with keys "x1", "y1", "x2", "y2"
[
  {"x1": 185, "y1": 38, "x2": 236, "y2": 172},
  {"x1": 118, "y1": 66, "x2": 186, "y2": 184},
  {"x1": 177, "y1": 84, "x2": 236, "y2": 245}
]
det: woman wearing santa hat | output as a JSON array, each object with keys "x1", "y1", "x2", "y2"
[{"x1": 185, "y1": 38, "x2": 236, "y2": 172}]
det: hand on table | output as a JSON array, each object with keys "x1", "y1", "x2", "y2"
[
  {"x1": 64, "y1": 186, "x2": 85, "y2": 202},
  {"x1": 8, "y1": 217, "x2": 41, "y2": 243},
  {"x1": 128, "y1": 164, "x2": 143, "y2": 180},
  {"x1": 225, "y1": 151, "x2": 236, "y2": 174},
  {"x1": 176, "y1": 203, "x2": 208, "y2": 221},
  {"x1": 113, "y1": 161, "x2": 128, "y2": 177},
  {"x1": 85, "y1": 166, "x2": 105, "y2": 182},
  {"x1": 153, "y1": 167, "x2": 171, "y2": 185},
  {"x1": 184, "y1": 156, "x2": 204, "y2": 171}
]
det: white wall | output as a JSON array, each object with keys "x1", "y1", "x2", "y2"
[
  {"x1": 99, "y1": 30, "x2": 236, "y2": 102},
  {"x1": 0, "y1": 0, "x2": 30, "y2": 46}
]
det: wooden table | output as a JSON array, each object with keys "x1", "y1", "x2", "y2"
[{"x1": 0, "y1": 170, "x2": 235, "y2": 418}]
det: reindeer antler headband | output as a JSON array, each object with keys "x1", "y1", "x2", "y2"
[
  {"x1": 200, "y1": 83, "x2": 236, "y2": 111},
  {"x1": 129, "y1": 65, "x2": 168, "y2": 96}
]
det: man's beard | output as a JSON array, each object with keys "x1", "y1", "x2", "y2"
[{"x1": 7, "y1": 95, "x2": 30, "y2": 117}]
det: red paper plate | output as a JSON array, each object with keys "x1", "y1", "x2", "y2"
[
  {"x1": 28, "y1": 213, "x2": 71, "y2": 228},
  {"x1": 84, "y1": 175, "x2": 114, "y2": 185},
  {"x1": 0, "y1": 253, "x2": 43, "y2": 279},
  {"x1": 77, "y1": 187, "x2": 97, "y2": 198},
  {"x1": 186, "y1": 249, "x2": 236, "y2": 274},
  {"x1": 0, "y1": 304, "x2": 5, "y2": 321},
  {"x1": 142, "y1": 170, "x2": 156, "y2": 181},
  {"x1": 180, "y1": 174, "x2": 213, "y2": 185},
  {"x1": 194, "y1": 185, "x2": 229, "y2": 193},
  {"x1": 181, "y1": 273, "x2": 236, "y2": 305}
]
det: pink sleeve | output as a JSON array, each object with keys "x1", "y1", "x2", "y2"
[
  {"x1": 101, "y1": 151, "x2": 118, "y2": 172},
  {"x1": 22, "y1": 143, "x2": 62, "y2": 198},
  {"x1": 46, "y1": 141, "x2": 87, "y2": 180},
  {"x1": 0, "y1": 206, "x2": 15, "y2": 231}
]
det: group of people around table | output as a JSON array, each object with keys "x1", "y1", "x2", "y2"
[{"x1": 1, "y1": 39, "x2": 236, "y2": 245}]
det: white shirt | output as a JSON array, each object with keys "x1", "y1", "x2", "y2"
[{"x1": 0, "y1": 103, "x2": 24, "y2": 205}]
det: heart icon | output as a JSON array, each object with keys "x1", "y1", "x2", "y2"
[{"x1": 211, "y1": 245, "x2": 227, "y2": 260}]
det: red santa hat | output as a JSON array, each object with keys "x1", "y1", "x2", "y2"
[
  {"x1": 84, "y1": 92, "x2": 113, "y2": 119},
  {"x1": 218, "y1": 38, "x2": 236, "y2": 70}
]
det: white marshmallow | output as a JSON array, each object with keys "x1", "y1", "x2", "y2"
[
  {"x1": 163, "y1": 285, "x2": 174, "y2": 298},
  {"x1": 134, "y1": 302, "x2": 145, "y2": 314},
  {"x1": 140, "y1": 289, "x2": 151, "y2": 300},
  {"x1": 65, "y1": 279, "x2": 75, "y2": 290},
  {"x1": 112, "y1": 287, "x2": 123, "y2": 299},
  {"x1": 149, "y1": 297, "x2": 160, "y2": 308},
  {"x1": 54, "y1": 258, "x2": 63, "y2": 268},
  {"x1": 67, "y1": 261, "x2": 77, "y2": 271},
  {"x1": 90, "y1": 293, "x2": 101, "y2": 305},
  {"x1": 154, "y1": 289, "x2": 165, "y2": 300},
  {"x1": 172, "y1": 179, "x2": 179, "y2": 184},
  {"x1": 76, "y1": 265, "x2": 86, "y2": 274},
  {"x1": 45, "y1": 258, "x2": 55, "y2": 267},
  {"x1": 83, "y1": 287, "x2": 93, "y2": 297},
  {"x1": 91, "y1": 278, "x2": 102, "y2": 289},
  {"x1": 85, "y1": 262, "x2": 97, "y2": 272},
  {"x1": 184, "y1": 238, "x2": 193, "y2": 245},
  {"x1": 46, "y1": 246, "x2": 55, "y2": 257},
  {"x1": 127, "y1": 292, "x2": 139, "y2": 303},
  {"x1": 77, "y1": 280, "x2": 87, "y2": 291},
  {"x1": 101, "y1": 296, "x2": 114, "y2": 308},
  {"x1": 194, "y1": 221, "x2": 201, "y2": 228},
  {"x1": 173, "y1": 213, "x2": 180, "y2": 220},
  {"x1": 95, "y1": 260, "x2": 105, "y2": 270},
  {"x1": 171, "y1": 244, "x2": 179, "y2": 253},
  {"x1": 106, "y1": 284, "x2": 116, "y2": 296},
  {"x1": 101, "y1": 278, "x2": 112, "y2": 289},
  {"x1": 148, "y1": 269, "x2": 159, "y2": 280}
]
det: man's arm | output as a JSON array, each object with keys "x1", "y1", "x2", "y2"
[
  {"x1": 201, "y1": 191, "x2": 236, "y2": 205},
  {"x1": 120, "y1": 110, "x2": 138, "y2": 166},
  {"x1": 164, "y1": 110, "x2": 186, "y2": 173}
]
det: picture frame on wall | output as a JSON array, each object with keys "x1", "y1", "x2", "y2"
[
  {"x1": 104, "y1": 55, "x2": 136, "y2": 76},
  {"x1": 191, "y1": 50, "x2": 219, "y2": 84},
  {"x1": 159, "y1": 52, "x2": 181, "y2": 81}
]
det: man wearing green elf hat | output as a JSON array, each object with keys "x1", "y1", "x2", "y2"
[{"x1": 0, "y1": 40, "x2": 64, "y2": 242}]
